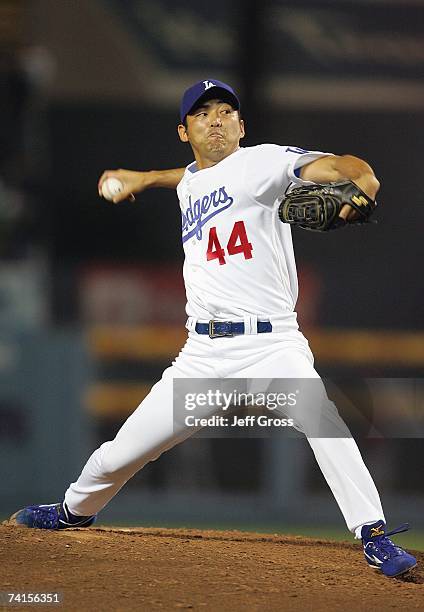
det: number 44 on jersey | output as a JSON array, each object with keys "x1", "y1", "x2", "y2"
[{"x1": 206, "y1": 220, "x2": 253, "y2": 265}]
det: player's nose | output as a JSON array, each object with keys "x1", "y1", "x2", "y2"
[{"x1": 210, "y1": 114, "x2": 222, "y2": 127}]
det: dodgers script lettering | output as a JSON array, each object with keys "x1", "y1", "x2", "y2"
[{"x1": 181, "y1": 186, "x2": 234, "y2": 243}]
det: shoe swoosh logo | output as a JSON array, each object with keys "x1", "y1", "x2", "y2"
[
  {"x1": 59, "y1": 518, "x2": 92, "y2": 527},
  {"x1": 364, "y1": 551, "x2": 383, "y2": 565}
]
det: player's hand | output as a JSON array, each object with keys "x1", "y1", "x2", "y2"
[
  {"x1": 98, "y1": 169, "x2": 154, "y2": 203},
  {"x1": 339, "y1": 203, "x2": 358, "y2": 222}
]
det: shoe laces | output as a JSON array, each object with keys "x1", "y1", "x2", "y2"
[
  {"x1": 372, "y1": 523, "x2": 410, "y2": 560},
  {"x1": 32, "y1": 505, "x2": 59, "y2": 529}
]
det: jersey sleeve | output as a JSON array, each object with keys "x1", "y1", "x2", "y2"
[
  {"x1": 176, "y1": 163, "x2": 195, "y2": 197},
  {"x1": 244, "y1": 144, "x2": 333, "y2": 206}
]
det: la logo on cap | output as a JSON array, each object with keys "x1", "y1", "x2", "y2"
[{"x1": 203, "y1": 80, "x2": 215, "y2": 90}]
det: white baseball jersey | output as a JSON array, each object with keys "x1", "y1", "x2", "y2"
[{"x1": 177, "y1": 144, "x2": 331, "y2": 323}]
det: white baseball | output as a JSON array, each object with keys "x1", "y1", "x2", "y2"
[{"x1": 101, "y1": 177, "x2": 124, "y2": 201}]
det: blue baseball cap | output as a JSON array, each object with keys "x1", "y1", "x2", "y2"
[{"x1": 180, "y1": 78, "x2": 240, "y2": 123}]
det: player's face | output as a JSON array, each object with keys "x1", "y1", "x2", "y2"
[{"x1": 177, "y1": 99, "x2": 245, "y2": 168}]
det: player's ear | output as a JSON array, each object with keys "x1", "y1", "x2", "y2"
[
  {"x1": 240, "y1": 119, "x2": 246, "y2": 138},
  {"x1": 178, "y1": 124, "x2": 189, "y2": 143},
  {"x1": 239, "y1": 119, "x2": 245, "y2": 139}
]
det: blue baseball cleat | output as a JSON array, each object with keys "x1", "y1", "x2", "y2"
[
  {"x1": 9, "y1": 502, "x2": 96, "y2": 530},
  {"x1": 361, "y1": 521, "x2": 417, "y2": 577}
]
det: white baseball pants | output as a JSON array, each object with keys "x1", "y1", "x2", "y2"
[{"x1": 64, "y1": 329, "x2": 384, "y2": 533}]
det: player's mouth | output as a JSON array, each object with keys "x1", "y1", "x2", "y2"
[{"x1": 208, "y1": 131, "x2": 225, "y2": 138}]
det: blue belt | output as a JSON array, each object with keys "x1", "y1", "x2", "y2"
[{"x1": 195, "y1": 320, "x2": 273, "y2": 339}]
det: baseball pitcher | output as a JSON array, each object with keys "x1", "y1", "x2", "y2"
[{"x1": 10, "y1": 79, "x2": 416, "y2": 578}]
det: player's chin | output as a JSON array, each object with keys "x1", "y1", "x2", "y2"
[{"x1": 206, "y1": 141, "x2": 227, "y2": 153}]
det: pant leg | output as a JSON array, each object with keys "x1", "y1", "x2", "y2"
[
  {"x1": 235, "y1": 333, "x2": 385, "y2": 533},
  {"x1": 306, "y1": 437, "x2": 384, "y2": 533},
  {"x1": 65, "y1": 335, "x2": 216, "y2": 516}
]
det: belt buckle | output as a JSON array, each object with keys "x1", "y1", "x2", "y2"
[{"x1": 208, "y1": 320, "x2": 233, "y2": 339}]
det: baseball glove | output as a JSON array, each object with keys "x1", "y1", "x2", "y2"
[{"x1": 278, "y1": 181, "x2": 377, "y2": 232}]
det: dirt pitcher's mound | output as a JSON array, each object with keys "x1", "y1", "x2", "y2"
[{"x1": 0, "y1": 525, "x2": 423, "y2": 611}]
